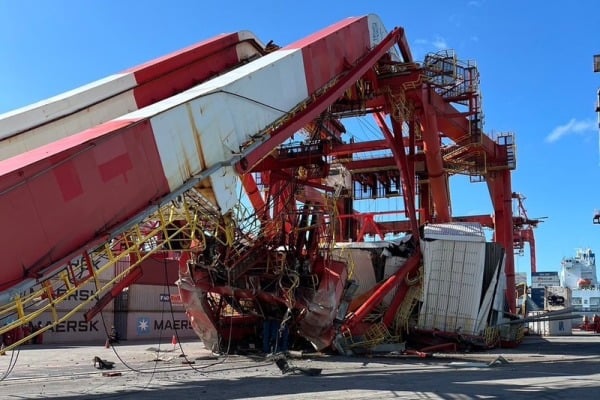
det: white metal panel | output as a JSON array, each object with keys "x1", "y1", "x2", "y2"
[
  {"x1": 149, "y1": 104, "x2": 205, "y2": 190},
  {"x1": 193, "y1": 49, "x2": 308, "y2": 164},
  {"x1": 326, "y1": 164, "x2": 353, "y2": 191},
  {"x1": 0, "y1": 73, "x2": 136, "y2": 140},
  {"x1": 331, "y1": 247, "x2": 376, "y2": 299},
  {"x1": 526, "y1": 311, "x2": 545, "y2": 335},
  {"x1": 423, "y1": 223, "x2": 485, "y2": 242},
  {"x1": 142, "y1": 48, "x2": 308, "y2": 212},
  {"x1": 93, "y1": 254, "x2": 117, "y2": 281},
  {"x1": 236, "y1": 31, "x2": 265, "y2": 59},
  {"x1": 430, "y1": 241, "x2": 449, "y2": 330},
  {"x1": 367, "y1": 12, "x2": 400, "y2": 62},
  {"x1": 367, "y1": 14, "x2": 388, "y2": 47},
  {"x1": 419, "y1": 240, "x2": 441, "y2": 329},
  {"x1": 456, "y1": 241, "x2": 485, "y2": 333},
  {"x1": 382, "y1": 256, "x2": 406, "y2": 306},
  {"x1": 418, "y1": 241, "x2": 432, "y2": 328},
  {"x1": 209, "y1": 166, "x2": 239, "y2": 213},
  {"x1": 419, "y1": 238, "x2": 485, "y2": 334},
  {"x1": 547, "y1": 318, "x2": 573, "y2": 336},
  {"x1": 446, "y1": 241, "x2": 461, "y2": 331},
  {"x1": 475, "y1": 258, "x2": 501, "y2": 333},
  {"x1": 131, "y1": 47, "x2": 306, "y2": 124},
  {"x1": 490, "y1": 256, "x2": 507, "y2": 326}
]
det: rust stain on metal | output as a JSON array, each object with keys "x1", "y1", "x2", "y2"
[{"x1": 185, "y1": 103, "x2": 207, "y2": 172}]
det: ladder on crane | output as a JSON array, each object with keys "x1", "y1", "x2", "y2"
[{"x1": 0, "y1": 189, "x2": 214, "y2": 353}]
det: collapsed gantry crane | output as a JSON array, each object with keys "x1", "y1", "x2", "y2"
[{"x1": 0, "y1": 14, "x2": 523, "y2": 354}]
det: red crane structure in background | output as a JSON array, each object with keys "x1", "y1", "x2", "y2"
[
  {"x1": 511, "y1": 192, "x2": 544, "y2": 274},
  {"x1": 0, "y1": 15, "x2": 529, "y2": 353}
]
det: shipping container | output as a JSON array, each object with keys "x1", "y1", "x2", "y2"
[
  {"x1": 126, "y1": 284, "x2": 183, "y2": 312},
  {"x1": 16, "y1": 311, "x2": 116, "y2": 345},
  {"x1": 419, "y1": 237, "x2": 486, "y2": 335},
  {"x1": 526, "y1": 311, "x2": 545, "y2": 335},
  {"x1": 547, "y1": 318, "x2": 573, "y2": 336},
  {"x1": 545, "y1": 286, "x2": 572, "y2": 311},
  {"x1": 530, "y1": 287, "x2": 545, "y2": 309},
  {"x1": 527, "y1": 311, "x2": 573, "y2": 336},
  {"x1": 124, "y1": 311, "x2": 197, "y2": 341},
  {"x1": 531, "y1": 271, "x2": 560, "y2": 288}
]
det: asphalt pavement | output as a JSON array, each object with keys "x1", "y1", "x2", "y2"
[{"x1": 1, "y1": 332, "x2": 600, "y2": 399}]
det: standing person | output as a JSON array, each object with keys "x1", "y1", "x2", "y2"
[
  {"x1": 262, "y1": 305, "x2": 290, "y2": 354},
  {"x1": 108, "y1": 325, "x2": 119, "y2": 344},
  {"x1": 34, "y1": 322, "x2": 44, "y2": 344},
  {"x1": 262, "y1": 315, "x2": 279, "y2": 354},
  {"x1": 23, "y1": 322, "x2": 32, "y2": 344}
]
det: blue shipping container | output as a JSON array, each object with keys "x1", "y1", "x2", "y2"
[{"x1": 531, "y1": 287, "x2": 545, "y2": 309}]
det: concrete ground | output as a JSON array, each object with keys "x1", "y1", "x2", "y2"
[{"x1": 1, "y1": 332, "x2": 600, "y2": 399}]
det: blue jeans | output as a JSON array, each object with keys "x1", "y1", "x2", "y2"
[{"x1": 262, "y1": 319, "x2": 289, "y2": 353}]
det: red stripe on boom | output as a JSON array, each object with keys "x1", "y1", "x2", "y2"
[
  {"x1": 284, "y1": 16, "x2": 370, "y2": 94},
  {"x1": 0, "y1": 120, "x2": 169, "y2": 290},
  {"x1": 129, "y1": 33, "x2": 251, "y2": 108}
]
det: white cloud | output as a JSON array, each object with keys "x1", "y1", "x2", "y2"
[
  {"x1": 413, "y1": 36, "x2": 449, "y2": 51},
  {"x1": 545, "y1": 118, "x2": 597, "y2": 143},
  {"x1": 432, "y1": 36, "x2": 449, "y2": 50},
  {"x1": 412, "y1": 36, "x2": 451, "y2": 61},
  {"x1": 468, "y1": 0, "x2": 482, "y2": 6}
]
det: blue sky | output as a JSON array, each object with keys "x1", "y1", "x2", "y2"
[{"x1": 1, "y1": 1, "x2": 599, "y2": 277}]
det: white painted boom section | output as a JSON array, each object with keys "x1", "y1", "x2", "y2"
[
  {"x1": 367, "y1": 14, "x2": 400, "y2": 61},
  {"x1": 236, "y1": 30, "x2": 266, "y2": 59},
  {"x1": 0, "y1": 73, "x2": 137, "y2": 141},
  {"x1": 0, "y1": 91, "x2": 139, "y2": 161},
  {"x1": 144, "y1": 49, "x2": 308, "y2": 212}
]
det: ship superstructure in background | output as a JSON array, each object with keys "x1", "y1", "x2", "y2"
[
  {"x1": 528, "y1": 248, "x2": 600, "y2": 335},
  {"x1": 560, "y1": 249, "x2": 600, "y2": 314},
  {"x1": 0, "y1": 14, "x2": 528, "y2": 354}
]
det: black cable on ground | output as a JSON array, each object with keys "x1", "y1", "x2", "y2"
[{"x1": 0, "y1": 346, "x2": 20, "y2": 381}]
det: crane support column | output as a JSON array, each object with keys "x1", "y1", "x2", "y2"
[
  {"x1": 489, "y1": 170, "x2": 516, "y2": 313},
  {"x1": 420, "y1": 91, "x2": 451, "y2": 222},
  {"x1": 374, "y1": 112, "x2": 420, "y2": 239}
]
